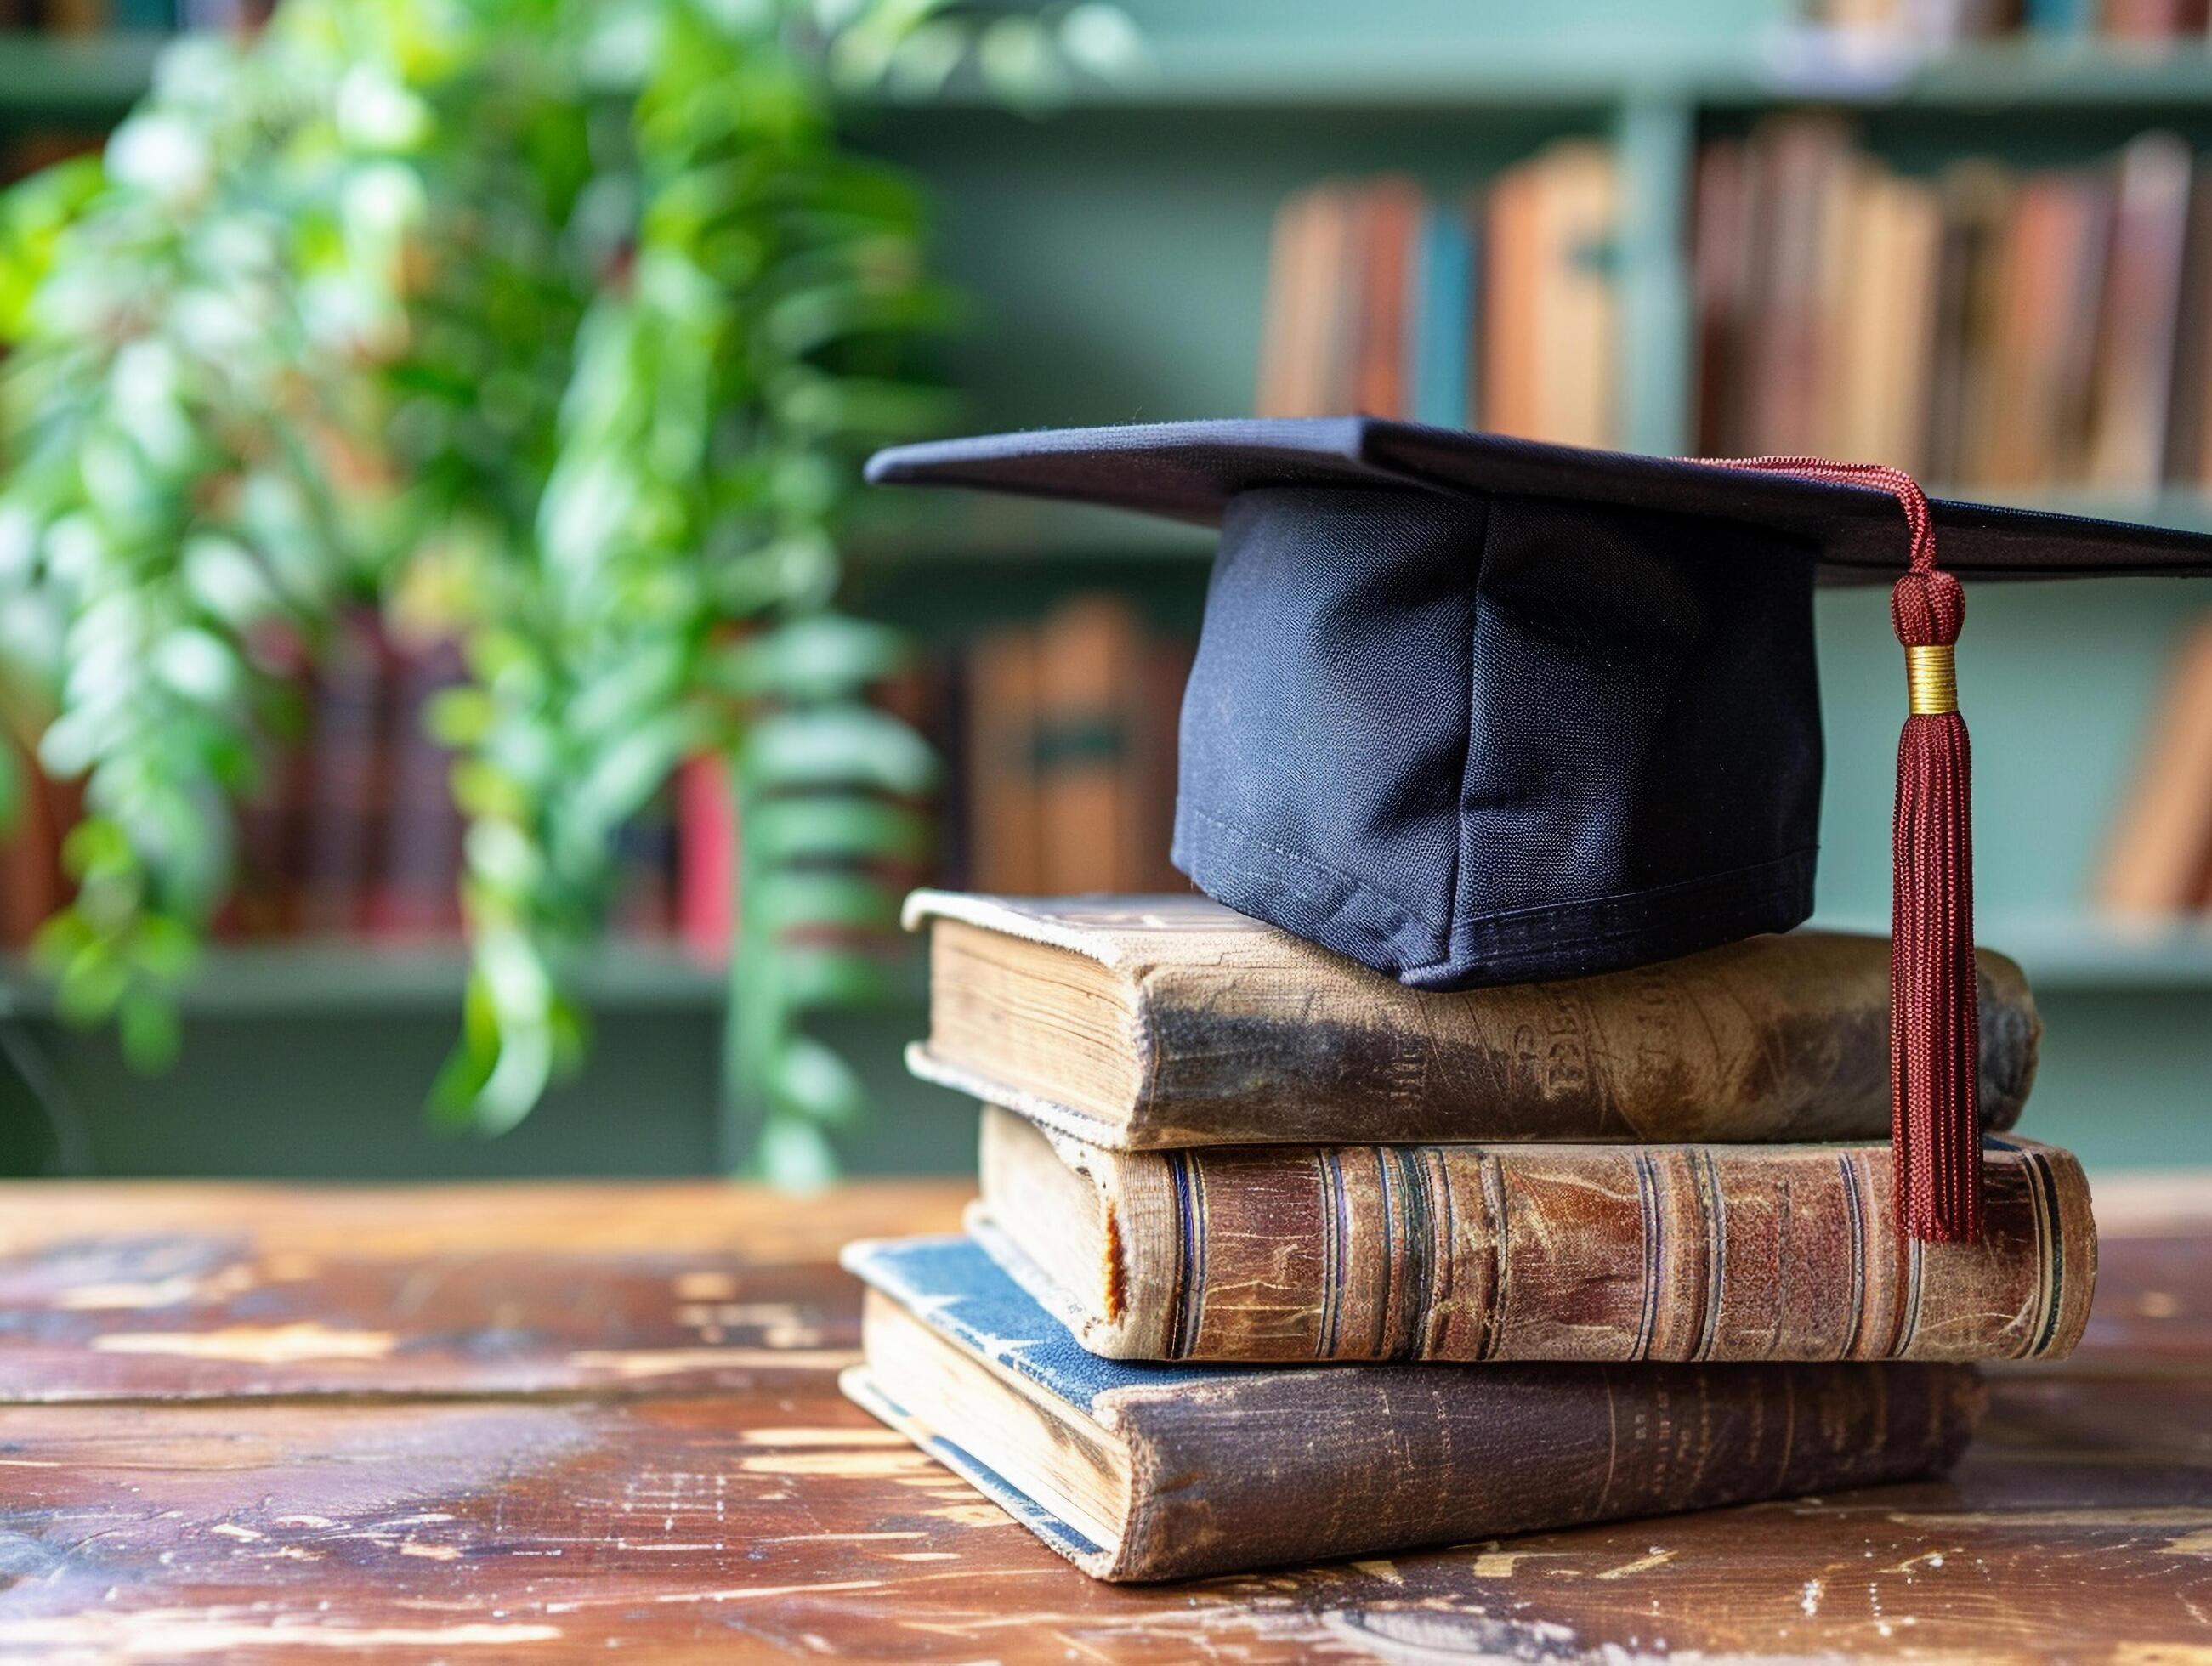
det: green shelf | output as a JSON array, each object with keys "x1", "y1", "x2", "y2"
[
  {"x1": 0, "y1": 915, "x2": 2198, "y2": 1025},
  {"x1": 0, "y1": 33, "x2": 165, "y2": 118},
  {"x1": 26, "y1": 30, "x2": 2212, "y2": 128},
  {"x1": 1813, "y1": 912, "x2": 2212, "y2": 990},
  {"x1": 889, "y1": 33, "x2": 2212, "y2": 113},
  {"x1": 0, "y1": 942, "x2": 726, "y2": 1020}
]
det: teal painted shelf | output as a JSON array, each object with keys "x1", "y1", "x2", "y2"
[
  {"x1": 0, "y1": 943, "x2": 726, "y2": 1019},
  {"x1": 1812, "y1": 913, "x2": 2212, "y2": 990},
  {"x1": 895, "y1": 33, "x2": 2212, "y2": 112},
  {"x1": 0, "y1": 33, "x2": 164, "y2": 117},
  {"x1": 26, "y1": 31, "x2": 2212, "y2": 125},
  {"x1": 0, "y1": 916, "x2": 2199, "y2": 1022}
]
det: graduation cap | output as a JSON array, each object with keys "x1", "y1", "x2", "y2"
[{"x1": 866, "y1": 419, "x2": 2212, "y2": 1242}]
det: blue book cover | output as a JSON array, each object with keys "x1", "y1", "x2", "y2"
[
  {"x1": 842, "y1": 1233, "x2": 1222, "y2": 1420},
  {"x1": 1410, "y1": 202, "x2": 1475, "y2": 431}
]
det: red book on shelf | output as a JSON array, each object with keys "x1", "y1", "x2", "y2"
[{"x1": 677, "y1": 753, "x2": 737, "y2": 963}]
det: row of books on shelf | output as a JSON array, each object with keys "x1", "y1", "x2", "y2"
[
  {"x1": 12, "y1": 586, "x2": 2212, "y2": 957},
  {"x1": 1255, "y1": 145, "x2": 1616, "y2": 449},
  {"x1": 1699, "y1": 119, "x2": 2212, "y2": 491},
  {"x1": 1259, "y1": 121, "x2": 2212, "y2": 496},
  {"x1": 1806, "y1": 0, "x2": 2212, "y2": 42},
  {"x1": 0, "y1": 594, "x2": 1195, "y2": 955},
  {"x1": 2, "y1": 614, "x2": 689, "y2": 952}
]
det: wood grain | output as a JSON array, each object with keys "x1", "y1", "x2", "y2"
[{"x1": 0, "y1": 1174, "x2": 2205, "y2": 1660}]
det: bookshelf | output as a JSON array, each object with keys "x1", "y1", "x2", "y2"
[
  {"x1": 0, "y1": 33, "x2": 162, "y2": 116},
  {"x1": 3, "y1": 10, "x2": 2211, "y2": 1179}
]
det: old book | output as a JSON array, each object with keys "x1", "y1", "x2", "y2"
[
  {"x1": 1823, "y1": 162, "x2": 1940, "y2": 474},
  {"x1": 1691, "y1": 139, "x2": 1750, "y2": 454},
  {"x1": 1033, "y1": 596, "x2": 1142, "y2": 895},
  {"x1": 1352, "y1": 176, "x2": 1421, "y2": 418},
  {"x1": 2096, "y1": 616, "x2": 2212, "y2": 915},
  {"x1": 1742, "y1": 116, "x2": 1854, "y2": 456},
  {"x1": 1976, "y1": 172, "x2": 2106, "y2": 488},
  {"x1": 1527, "y1": 140, "x2": 1619, "y2": 449},
  {"x1": 905, "y1": 892, "x2": 2041, "y2": 1150},
  {"x1": 1926, "y1": 160, "x2": 2014, "y2": 489},
  {"x1": 962, "y1": 626, "x2": 1043, "y2": 896},
  {"x1": 1410, "y1": 195, "x2": 1475, "y2": 429},
  {"x1": 298, "y1": 611, "x2": 394, "y2": 936},
  {"x1": 1252, "y1": 188, "x2": 1309, "y2": 418},
  {"x1": 973, "y1": 1102, "x2": 2096, "y2": 1364},
  {"x1": 842, "y1": 1234, "x2": 1987, "y2": 1584},
  {"x1": 1479, "y1": 156, "x2": 1539, "y2": 439},
  {"x1": 2088, "y1": 133, "x2": 2192, "y2": 494},
  {"x1": 2164, "y1": 164, "x2": 2212, "y2": 484},
  {"x1": 366, "y1": 638, "x2": 466, "y2": 939}
]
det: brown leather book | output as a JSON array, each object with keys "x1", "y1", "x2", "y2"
[
  {"x1": 962, "y1": 626, "x2": 1043, "y2": 895},
  {"x1": 842, "y1": 1233, "x2": 1987, "y2": 1584},
  {"x1": 2088, "y1": 133, "x2": 2192, "y2": 494},
  {"x1": 1032, "y1": 597, "x2": 1143, "y2": 895},
  {"x1": 1976, "y1": 172, "x2": 2106, "y2": 489},
  {"x1": 1528, "y1": 140, "x2": 1619, "y2": 448},
  {"x1": 2096, "y1": 615, "x2": 2212, "y2": 914},
  {"x1": 1251, "y1": 187, "x2": 1310, "y2": 419},
  {"x1": 973, "y1": 1102, "x2": 2096, "y2": 1364},
  {"x1": 1352, "y1": 176, "x2": 1422, "y2": 418},
  {"x1": 1479, "y1": 156, "x2": 1538, "y2": 438},
  {"x1": 1926, "y1": 160, "x2": 2015, "y2": 489},
  {"x1": 1690, "y1": 139, "x2": 1750, "y2": 454},
  {"x1": 905, "y1": 892, "x2": 2041, "y2": 1150},
  {"x1": 1743, "y1": 116, "x2": 1855, "y2": 456},
  {"x1": 1822, "y1": 162, "x2": 1940, "y2": 474}
]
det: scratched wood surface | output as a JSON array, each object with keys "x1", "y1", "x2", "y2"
[{"x1": 0, "y1": 1176, "x2": 2207, "y2": 1661}]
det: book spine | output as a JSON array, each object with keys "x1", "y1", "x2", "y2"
[
  {"x1": 366, "y1": 638, "x2": 466, "y2": 940},
  {"x1": 298, "y1": 613, "x2": 392, "y2": 937},
  {"x1": 1352, "y1": 177, "x2": 1421, "y2": 419},
  {"x1": 1128, "y1": 933, "x2": 2039, "y2": 1146},
  {"x1": 676, "y1": 752, "x2": 736, "y2": 962},
  {"x1": 990, "y1": 1114, "x2": 2095, "y2": 1364},
  {"x1": 1104, "y1": 1357, "x2": 1983, "y2": 1580},
  {"x1": 1033, "y1": 596, "x2": 1139, "y2": 894},
  {"x1": 962, "y1": 626, "x2": 1043, "y2": 895},
  {"x1": 1410, "y1": 199, "x2": 1472, "y2": 430}
]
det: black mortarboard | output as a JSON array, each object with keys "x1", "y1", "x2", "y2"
[{"x1": 866, "y1": 418, "x2": 2212, "y2": 1241}]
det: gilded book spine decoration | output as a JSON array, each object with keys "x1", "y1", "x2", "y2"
[{"x1": 979, "y1": 1108, "x2": 2095, "y2": 1364}]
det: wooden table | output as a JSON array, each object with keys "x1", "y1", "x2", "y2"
[{"x1": 0, "y1": 1177, "x2": 2206, "y2": 1661}]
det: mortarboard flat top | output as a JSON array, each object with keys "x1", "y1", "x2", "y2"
[{"x1": 866, "y1": 416, "x2": 2212, "y2": 580}]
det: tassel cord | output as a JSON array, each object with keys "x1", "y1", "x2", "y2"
[{"x1": 1702, "y1": 456, "x2": 1982, "y2": 1243}]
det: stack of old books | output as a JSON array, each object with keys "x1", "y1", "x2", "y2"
[{"x1": 842, "y1": 892, "x2": 2096, "y2": 1583}]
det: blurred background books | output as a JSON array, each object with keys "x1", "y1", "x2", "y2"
[{"x1": 3, "y1": 0, "x2": 2209, "y2": 1180}]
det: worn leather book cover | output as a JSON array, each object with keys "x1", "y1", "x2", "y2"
[
  {"x1": 973, "y1": 1104, "x2": 2096, "y2": 1365},
  {"x1": 841, "y1": 1234, "x2": 1986, "y2": 1584},
  {"x1": 905, "y1": 892, "x2": 2041, "y2": 1151}
]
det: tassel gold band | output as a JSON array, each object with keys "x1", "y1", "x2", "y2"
[{"x1": 1906, "y1": 644, "x2": 1958, "y2": 716}]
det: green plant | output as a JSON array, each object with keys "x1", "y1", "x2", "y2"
[{"x1": 0, "y1": 0, "x2": 1138, "y2": 1177}]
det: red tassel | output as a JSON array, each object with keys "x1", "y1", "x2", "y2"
[
  {"x1": 1891, "y1": 569, "x2": 1981, "y2": 1242},
  {"x1": 1701, "y1": 456, "x2": 1982, "y2": 1244}
]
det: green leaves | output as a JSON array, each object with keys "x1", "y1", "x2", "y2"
[{"x1": 0, "y1": 0, "x2": 1118, "y2": 1179}]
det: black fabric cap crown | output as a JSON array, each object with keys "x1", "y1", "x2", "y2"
[{"x1": 867, "y1": 419, "x2": 2212, "y2": 989}]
